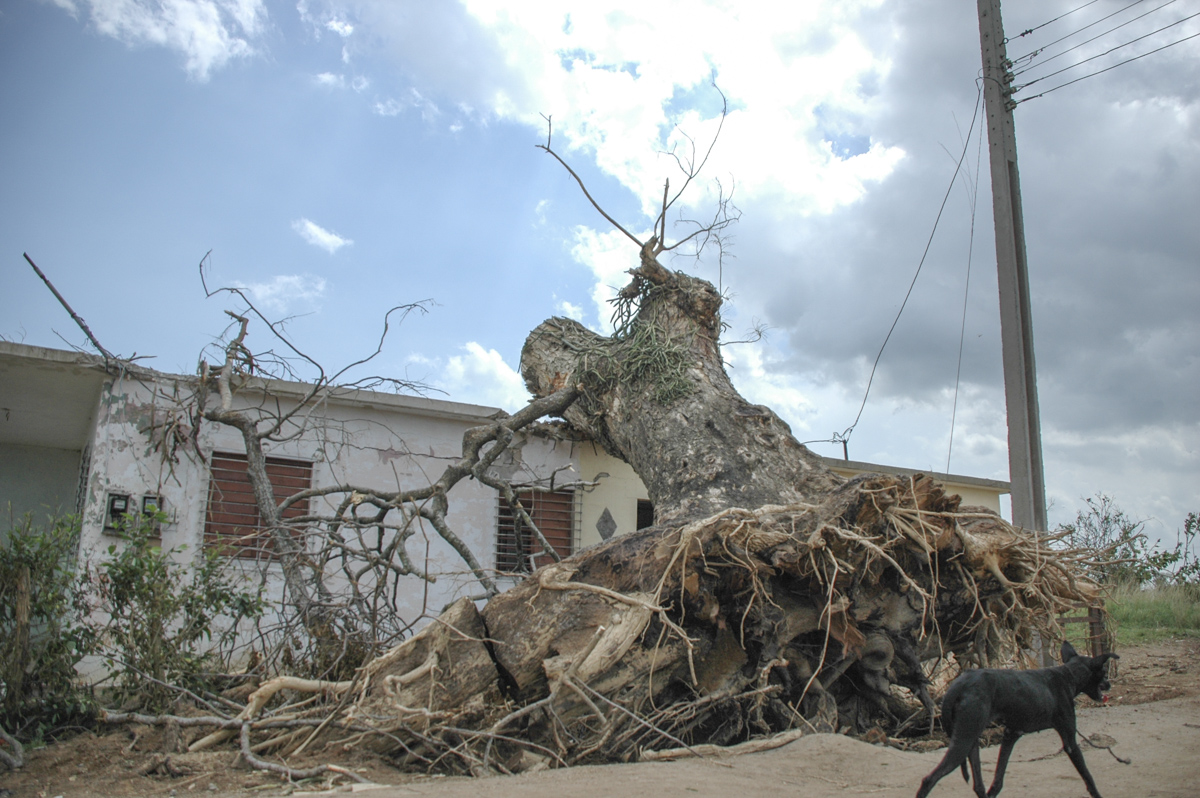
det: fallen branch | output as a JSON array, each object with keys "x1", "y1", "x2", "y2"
[
  {"x1": 639, "y1": 726, "x2": 810, "y2": 761},
  {"x1": 189, "y1": 676, "x2": 354, "y2": 752},
  {"x1": 238, "y1": 722, "x2": 370, "y2": 784}
]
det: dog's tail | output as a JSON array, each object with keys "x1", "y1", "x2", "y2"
[{"x1": 960, "y1": 761, "x2": 968, "y2": 783}]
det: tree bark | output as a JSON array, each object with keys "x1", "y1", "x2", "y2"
[{"x1": 521, "y1": 243, "x2": 841, "y2": 525}]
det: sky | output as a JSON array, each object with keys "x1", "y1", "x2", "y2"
[{"x1": 2, "y1": 0, "x2": 1197, "y2": 546}]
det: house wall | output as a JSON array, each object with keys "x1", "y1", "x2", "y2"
[
  {"x1": 73, "y1": 371, "x2": 578, "y2": 647},
  {"x1": 577, "y1": 444, "x2": 649, "y2": 550},
  {"x1": 0, "y1": 442, "x2": 82, "y2": 524}
]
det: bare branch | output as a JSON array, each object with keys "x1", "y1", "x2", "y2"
[
  {"x1": 23, "y1": 252, "x2": 116, "y2": 362},
  {"x1": 536, "y1": 117, "x2": 643, "y2": 249}
]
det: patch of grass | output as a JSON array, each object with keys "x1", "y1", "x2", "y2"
[{"x1": 1106, "y1": 582, "x2": 1200, "y2": 646}]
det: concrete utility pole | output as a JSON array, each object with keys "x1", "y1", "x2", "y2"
[{"x1": 977, "y1": 0, "x2": 1048, "y2": 532}]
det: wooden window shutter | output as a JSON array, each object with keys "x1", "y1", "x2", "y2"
[
  {"x1": 496, "y1": 489, "x2": 576, "y2": 573},
  {"x1": 205, "y1": 452, "x2": 312, "y2": 557}
]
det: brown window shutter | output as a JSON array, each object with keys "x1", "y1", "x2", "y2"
[
  {"x1": 496, "y1": 489, "x2": 576, "y2": 573},
  {"x1": 205, "y1": 452, "x2": 312, "y2": 557}
]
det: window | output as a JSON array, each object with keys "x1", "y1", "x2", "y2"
[
  {"x1": 205, "y1": 452, "x2": 312, "y2": 557},
  {"x1": 637, "y1": 499, "x2": 655, "y2": 530},
  {"x1": 496, "y1": 489, "x2": 577, "y2": 573}
]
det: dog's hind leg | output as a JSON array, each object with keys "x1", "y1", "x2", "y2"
[
  {"x1": 1058, "y1": 728, "x2": 1103, "y2": 798},
  {"x1": 966, "y1": 744, "x2": 987, "y2": 798},
  {"x1": 984, "y1": 729, "x2": 1021, "y2": 797},
  {"x1": 916, "y1": 738, "x2": 987, "y2": 798}
]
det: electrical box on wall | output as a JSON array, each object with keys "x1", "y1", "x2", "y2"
[
  {"x1": 142, "y1": 494, "x2": 164, "y2": 534},
  {"x1": 103, "y1": 493, "x2": 167, "y2": 536},
  {"x1": 104, "y1": 493, "x2": 131, "y2": 531}
]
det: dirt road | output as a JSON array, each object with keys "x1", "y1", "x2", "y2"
[{"x1": 360, "y1": 694, "x2": 1199, "y2": 798}]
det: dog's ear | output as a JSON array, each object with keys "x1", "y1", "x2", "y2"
[
  {"x1": 1061, "y1": 640, "x2": 1080, "y2": 663},
  {"x1": 1098, "y1": 652, "x2": 1119, "y2": 667}
]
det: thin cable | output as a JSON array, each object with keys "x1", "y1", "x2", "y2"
[
  {"x1": 1014, "y1": 11, "x2": 1200, "y2": 93},
  {"x1": 1013, "y1": 0, "x2": 1179, "y2": 76},
  {"x1": 1011, "y1": 0, "x2": 1150, "y2": 65},
  {"x1": 1009, "y1": 0, "x2": 1105, "y2": 41},
  {"x1": 1017, "y1": 28, "x2": 1200, "y2": 102},
  {"x1": 836, "y1": 84, "x2": 984, "y2": 449},
  {"x1": 946, "y1": 104, "x2": 986, "y2": 475}
]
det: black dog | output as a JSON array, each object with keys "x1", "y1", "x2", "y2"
[{"x1": 915, "y1": 641, "x2": 1118, "y2": 798}]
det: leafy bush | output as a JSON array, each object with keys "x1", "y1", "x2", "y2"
[
  {"x1": 1161, "y1": 511, "x2": 1200, "y2": 586},
  {"x1": 0, "y1": 512, "x2": 97, "y2": 742},
  {"x1": 82, "y1": 512, "x2": 268, "y2": 711},
  {"x1": 1056, "y1": 495, "x2": 1179, "y2": 586}
]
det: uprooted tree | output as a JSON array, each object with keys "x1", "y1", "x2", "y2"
[
  {"x1": 160, "y1": 130, "x2": 1112, "y2": 777},
  {"x1": 68, "y1": 114, "x2": 1111, "y2": 780},
  {"x1": 321, "y1": 245, "x2": 1104, "y2": 772}
]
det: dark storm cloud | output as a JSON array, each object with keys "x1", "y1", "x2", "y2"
[{"x1": 721, "y1": 0, "x2": 1198, "y2": 447}]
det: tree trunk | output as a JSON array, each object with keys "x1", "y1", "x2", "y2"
[{"x1": 521, "y1": 244, "x2": 841, "y2": 525}]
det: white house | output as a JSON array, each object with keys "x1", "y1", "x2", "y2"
[{"x1": 1, "y1": 340, "x2": 1009, "y2": 630}]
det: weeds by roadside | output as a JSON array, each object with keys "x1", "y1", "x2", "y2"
[{"x1": 1107, "y1": 582, "x2": 1200, "y2": 646}]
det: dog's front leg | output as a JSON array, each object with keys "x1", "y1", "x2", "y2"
[
  {"x1": 985, "y1": 729, "x2": 1021, "y2": 797},
  {"x1": 1058, "y1": 729, "x2": 1103, "y2": 798}
]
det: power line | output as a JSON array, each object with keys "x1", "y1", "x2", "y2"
[
  {"x1": 1014, "y1": 0, "x2": 1180, "y2": 75},
  {"x1": 1014, "y1": 10, "x2": 1200, "y2": 92},
  {"x1": 1008, "y1": 0, "x2": 1105, "y2": 42},
  {"x1": 1016, "y1": 28, "x2": 1200, "y2": 102},
  {"x1": 819, "y1": 84, "x2": 984, "y2": 455},
  {"x1": 946, "y1": 100, "x2": 987, "y2": 476},
  {"x1": 1010, "y1": 0, "x2": 1152, "y2": 66}
]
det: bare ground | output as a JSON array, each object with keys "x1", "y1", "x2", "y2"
[{"x1": 3, "y1": 637, "x2": 1198, "y2": 798}]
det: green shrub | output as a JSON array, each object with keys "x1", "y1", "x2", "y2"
[
  {"x1": 82, "y1": 512, "x2": 268, "y2": 711},
  {"x1": 1055, "y1": 495, "x2": 1179, "y2": 586},
  {"x1": 0, "y1": 512, "x2": 97, "y2": 742}
]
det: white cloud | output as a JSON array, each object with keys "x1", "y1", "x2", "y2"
[
  {"x1": 231, "y1": 274, "x2": 327, "y2": 315},
  {"x1": 326, "y1": 17, "x2": 353, "y2": 37},
  {"x1": 312, "y1": 72, "x2": 368, "y2": 92},
  {"x1": 372, "y1": 98, "x2": 404, "y2": 117},
  {"x1": 305, "y1": 1, "x2": 900, "y2": 216},
  {"x1": 432, "y1": 343, "x2": 530, "y2": 411},
  {"x1": 291, "y1": 217, "x2": 353, "y2": 253},
  {"x1": 569, "y1": 225, "x2": 651, "y2": 332},
  {"x1": 372, "y1": 88, "x2": 439, "y2": 120},
  {"x1": 454, "y1": 0, "x2": 901, "y2": 216},
  {"x1": 555, "y1": 299, "x2": 583, "y2": 321},
  {"x1": 58, "y1": 0, "x2": 267, "y2": 80}
]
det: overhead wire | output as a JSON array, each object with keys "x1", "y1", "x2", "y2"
[
  {"x1": 1013, "y1": 9, "x2": 1200, "y2": 93},
  {"x1": 809, "y1": 83, "x2": 984, "y2": 456},
  {"x1": 1008, "y1": 0, "x2": 1105, "y2": 43},
  {"x1": 1010, "y1": 0, "x2": 1152, "y2": 67},
  {"x1": 1016, "y1": 27, "x2": 1200, "y2": 102},
  {"x1": 1013, "y1": 0, "x2": 1181, "y2": 75},
  {"x1": 946, "y1": 100, "x2": 987, "y2": 476}
]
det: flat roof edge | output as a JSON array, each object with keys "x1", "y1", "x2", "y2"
[{"x1": 820, "y1": 456, "x2": 1010, "y2": 493}]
